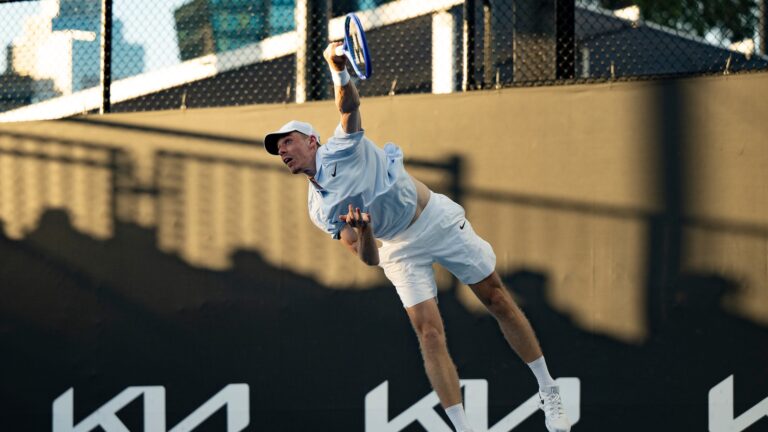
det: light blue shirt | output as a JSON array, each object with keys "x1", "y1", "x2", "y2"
[{"x1": 307, "y1": 124, "x2": 417, "y2": 240}]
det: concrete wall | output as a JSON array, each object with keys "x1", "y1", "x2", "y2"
[{"x1": 1, "y1": 72, "x2": 766, "y2": 343}]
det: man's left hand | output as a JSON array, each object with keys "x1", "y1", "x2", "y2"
[{"x1": 339, "y1": 204, "x2": 371, "y2": 229}]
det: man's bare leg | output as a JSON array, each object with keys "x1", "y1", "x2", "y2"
[
  {"x1": 406, "y1": 298, "x2": 462, "y2": 407},
  {"x1": 406, "y1": 298, "x2": 476, "y2": 431},
  {"x1": 469, "y1": 271, "x2": 543, "y2": 363},
  {"x1": 470, "y1": 271, "x2": 571, "y2": 431}
]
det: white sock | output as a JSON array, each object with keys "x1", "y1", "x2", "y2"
[
  {"x1": 527, "y1": 356, "x2": 557, "y2": 389},
  {"x1": 445, "y1": 403, "x2": 473, "y2": 432}
]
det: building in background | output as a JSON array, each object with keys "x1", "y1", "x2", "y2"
[
  {"x1": 172, "y1": 0, "x2": 394, "y2": 61},
  {"x1": 174, "y1": 0, "x2": 295, "y2": 61},
  {"x1": 0, "y1": 45, "x2": 40, "y2": 111},
  {"x1": 8, "y1": 0, "x2": 144, "y2": 98},
  {"x1": 0, "y1": 73, "x2": 36, "y2": 112}
]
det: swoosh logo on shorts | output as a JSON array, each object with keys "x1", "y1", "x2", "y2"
[
  {"x1": 459, "y1": 220, "x2": 466, "y2": 230},
  {"x1": 331, "y1": 163, "x2": 337, "y2": 177}
]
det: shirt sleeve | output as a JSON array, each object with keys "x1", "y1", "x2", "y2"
[{"x1": 323, "y1": 123, "x2": 366, "y2": 159}]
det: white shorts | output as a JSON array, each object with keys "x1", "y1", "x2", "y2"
[{"x1": 378, "y1": 193, "x2": 496, "y2": 308}]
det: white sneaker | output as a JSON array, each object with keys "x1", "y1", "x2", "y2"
[{"x1": 539, "y1": 385, "x2": 571, "y2": 432}]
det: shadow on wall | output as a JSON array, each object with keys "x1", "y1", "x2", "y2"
[
  {"x1": 2, "y1": 103, "x2": 768, "y2": 337},
  {"x1": 0, "y1": 211, "x2": 766, "y2": 431}
]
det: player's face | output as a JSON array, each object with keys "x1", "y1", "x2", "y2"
[{"x1": 277, "y1": 132, "x2": 317, "y2": 175}]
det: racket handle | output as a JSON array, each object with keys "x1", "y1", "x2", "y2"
[{"x1": 334, "y1": 45, "x2": 345, "y2": 57}]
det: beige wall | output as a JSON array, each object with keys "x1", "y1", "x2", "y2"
[{"x1": 1, "y1": 72, "x2": 766, "y2": 343}]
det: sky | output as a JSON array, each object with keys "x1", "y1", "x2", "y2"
[{"x1": 0, "y1": 0, "x2": 189, "y2": 75}]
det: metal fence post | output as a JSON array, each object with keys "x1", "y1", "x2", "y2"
[
  {"x1": 432, "y1": 10, "x2": 456, "y2": 94},
  {"x1": 99, "y1": 0, "x2": 112, "y2": 114},
  {"x1": 761, "y1": 0, "x2": 767, "y2": 55},
  {"x1": 296, "y1": 0, "x2": 329, "y2": 103},
  {"x1": 556, "y1": 0, "x2": 575, "y2": 80},
  {"x1": 100, "y1": 0, "x2": 112, "y2": 114},
  {"x1": 462, "y1": 0, "x2": 477, "y2": 91},
  {"x1": 482, "y1": 0, "x2": 494, "y2": 88}
]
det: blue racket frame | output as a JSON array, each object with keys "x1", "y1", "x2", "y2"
[{"x1": 343, "y1": 13, "x2": 372, "y2": 80}]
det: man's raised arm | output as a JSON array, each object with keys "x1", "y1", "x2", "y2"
[{"x1": 323, "y1": 42, "x2": 361, "y2": 134}]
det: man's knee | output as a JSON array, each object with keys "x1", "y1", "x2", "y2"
[
  {"x1": 415, "y1": 325, "x2": 446, "y2": 352},
  {"x1": 476, "y1": 279, "x2": 518, "y2": 319},
  {"x1": 487, "y1": 288, "x2": 514, "y2": 315}
]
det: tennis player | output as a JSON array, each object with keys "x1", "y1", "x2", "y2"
[{"x1": 263, "y1": 42, "x2": 571, "y2": 432}]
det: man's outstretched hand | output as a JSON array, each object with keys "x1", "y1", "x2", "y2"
[
  {"x1": 324, "y1": 42, "x2": 347, "y2": 72},
  {"x1": 339, "y1": 204, "x2": 371, "y2": 229},
  {"x1": 339, "y1": 204, "x2": 378, "y2": 266}
]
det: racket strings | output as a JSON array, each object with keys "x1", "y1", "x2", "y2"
[{"x1": 350, "y1": 28, "x2": 366, "y2": 71}]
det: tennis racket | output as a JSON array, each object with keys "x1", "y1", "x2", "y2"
[{"x1": 334, "y1": 13, "x2": 372, "y2": 80}]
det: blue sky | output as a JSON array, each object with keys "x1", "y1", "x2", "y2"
[{"x1": 1, "y1": 0, "x2": 189, "y2": 74}]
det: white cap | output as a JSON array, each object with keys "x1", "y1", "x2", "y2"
[{"x1": 263, "y1": 120, "x2": 321, "y2": 155}]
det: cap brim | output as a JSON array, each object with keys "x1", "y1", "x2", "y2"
[{"x1": 264, "y1": 132, "x2": 290, "y2": 155}]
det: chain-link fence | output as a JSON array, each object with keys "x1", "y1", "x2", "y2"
[{"x1": 1, "y1": 0, "x2": 766, "y2": 119}]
